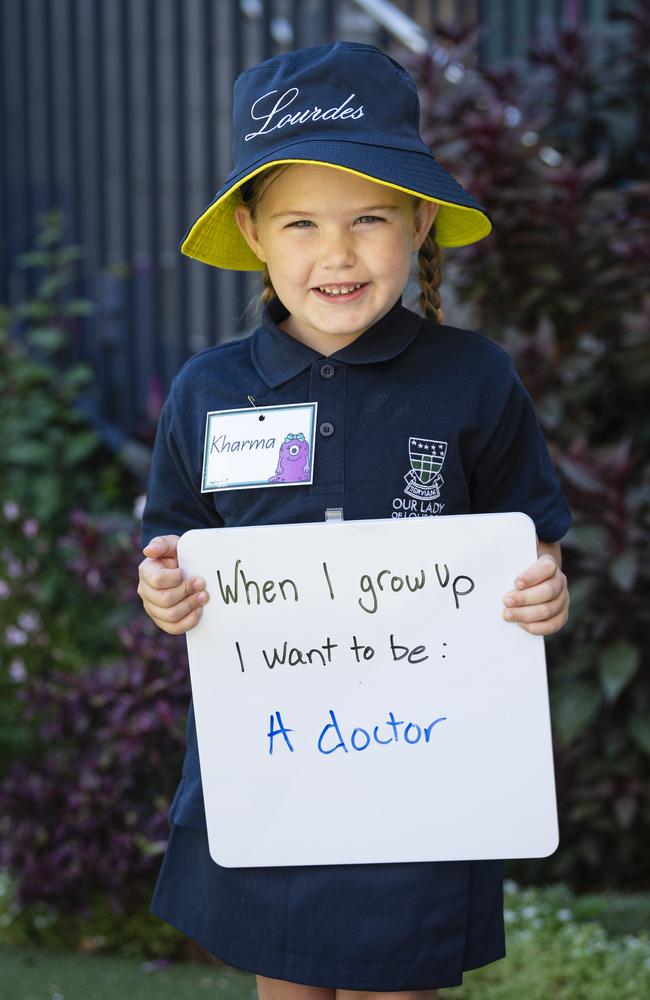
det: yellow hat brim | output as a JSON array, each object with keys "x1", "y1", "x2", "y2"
[{"x1": 180, "y1": 160, "x2": 493, "y2": 271}]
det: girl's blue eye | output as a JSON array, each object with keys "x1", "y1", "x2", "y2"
[
  {"x1": 356, "y1": 215, "x2": 383, "y2": 224},
  {"x1": 288, "y1": 220, "x2": 314, "y2": 229}
]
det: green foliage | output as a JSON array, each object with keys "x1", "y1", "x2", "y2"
[
  {"x1": 0, "y1": 871, "x2": 185, "y2": 960},
  {"x1": 411, "y1": 7, "x2": 650, "y2": 888},
  {"x1": 0, "y1": 208, "x2": 127, "y2": 526},
  {"x1": 0, "y1": 209, "x2": 139, "y2": 768},
  {"x1": 0, "y1": 946, "x2": 257, "y2": 1000},
  {"x1": 438, "y1": 882, "x2": 650, "y2": 999}
]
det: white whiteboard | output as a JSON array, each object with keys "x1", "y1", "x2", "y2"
[{"x1": 178, "y1": 512, "x2": 558, "y2": 867}]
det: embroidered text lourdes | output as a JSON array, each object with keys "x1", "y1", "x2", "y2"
[{"x1": 245, "y1": 87, "x2": 365, "y2": 141}]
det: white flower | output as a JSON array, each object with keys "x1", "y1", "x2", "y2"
[
  {"x1": 7, "y1": 559, "x2": 23, "y2": 579},
  {"x1": 17, "y1": 610, "x2": 40, "y2": 632},
  {"x1": 539, "y1": 145, "x2": 563, "y2": 167},
  {"x1": 5, "y1": 626, "x2": 28, "y2": 646},
  {"x1": 504, "y1": 106, "x2": 522, "y2": 127},
  {"x1": 444, "y1": 62, "x2": 465, "y2": 84},
  {"x1": 22, "y1": 518, "x2": 39, "y2": 538},
  {"x1": 9, "y1": 659, "x2": 27, "y2": 682},
  {"x1": 3, "y1": 501, "x2": 19, "y2": 521}
]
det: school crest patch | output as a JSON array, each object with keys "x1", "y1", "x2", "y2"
[{"x1": 404, "y1": 437, "x2": 447, "y2": 500}]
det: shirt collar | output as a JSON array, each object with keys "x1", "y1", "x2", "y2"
[{"x1": 251, "y1": 295, "x2": 424, "y2": 388}]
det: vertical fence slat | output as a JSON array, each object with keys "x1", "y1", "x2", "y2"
[
  {"x1": 199, "y1": 0, "x2": 218, "y2": 351},
  {"x1": 158, "y1": 0, "x2": 180, "y2": 385},
  {"x1": 93, "y1": 0, "x2": 107, "y2": 262},
  {"x1": 0, "y1": 1, "x2": 8, "y2": 306},
  {"x1": 18, "y1": 0, "x2": 32, "y2": 299},
  {"x1": 86, "y1": 0, "x2": 110, "y2": 414},
  {"x1": 67, "y1": 0, "x2": 82, "y2": 276},
  {"x1": 42, "y1": 0, "x2": 56, "y2": 211},
  {"x1": 26, "y1": 0, "x2": 48, "y2": 225},
  {"x1": 115, "y1": 0, "x2": 137, "y2": 432},
  {"x1": 229, "y1": 0, "x2": 248, "y2": 342},
  {"x1": 511, "y1": 0, "x2": 530, "y2": 58},
  {"x1": 96, "y1": 0, "x2": 128, "y2": 432},
  {"x1": 477, "y1": 0, "x2": 500, "y2": 65},
  {"x1": 147, "y1": 0, "x2": 162, "y2": 380},
  {"x1": 51, "y1": 0, "x2": 74, "y2": 260},
  {"x1": 176, "y1": 0, "x2": 191, "y2": 374},
  {"x1": 290, "y1": 0, "x2": 302, "y2": 48},
  {"x1": 130, "y1": 0, "x2": 158, "y2": 429},
  {"x1": 183, "y1": 0, "x2": 207, "y2": 356}
]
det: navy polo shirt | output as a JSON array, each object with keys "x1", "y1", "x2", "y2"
[{"x1": 141, "y1": 295, "x2": 572, "y2": 829}]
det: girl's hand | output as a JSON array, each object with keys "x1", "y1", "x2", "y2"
[
  {"x1": 137, "y1": 534, "x2": 209, "y2": 635},
  {"x1": 502, "y1": 542, "x2": 569, "y2": 636}
]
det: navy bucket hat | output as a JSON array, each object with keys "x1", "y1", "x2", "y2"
[{"x1": 180, "y1": 41, "x2": 493, "y2": 270}]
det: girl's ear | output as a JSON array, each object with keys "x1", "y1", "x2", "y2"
[
  {"x1": 412, "y1": 200, "x2": 439, "y2": 252},
  {"x1": 234, "y1": 204, "x2": 267, "y2": 263}
]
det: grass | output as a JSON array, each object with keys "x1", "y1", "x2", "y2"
[
  {"x1": 0, "y1": 947, "x2": 257, "y2": 999},
  {"x1": 2, "y1": 883, "x2": 650, "y2": 999}
]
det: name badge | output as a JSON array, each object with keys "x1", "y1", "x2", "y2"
[{"x1": 201, "y1": 402, "x2": 317, "y2": 492}]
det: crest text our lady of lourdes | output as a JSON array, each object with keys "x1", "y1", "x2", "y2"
[{"x1": 245, "y1": 88, "x2": 365, "y2": 141}]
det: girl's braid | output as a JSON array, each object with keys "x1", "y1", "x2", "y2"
[
  {"x1": 418, "y1": 226, "x2": 444, "y2": 324},
  {"x1": 261, "y1": 265, "x2": 276, "y2": 304}
]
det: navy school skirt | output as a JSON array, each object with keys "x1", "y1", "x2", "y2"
[{"x1": 151, "y1": 822, "x2": 506, "y2": 991}]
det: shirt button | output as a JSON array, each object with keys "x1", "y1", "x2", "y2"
[
  {"x1": 319, "y1": 422, "x2": 335, "y2": 437},
  {"x1": 320, "y1": 363, "x2": 335, "y2": 379}
]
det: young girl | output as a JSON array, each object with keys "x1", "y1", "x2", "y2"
[{"x1": 137, "y1": 41, "x2": 571, "y2": 1000}]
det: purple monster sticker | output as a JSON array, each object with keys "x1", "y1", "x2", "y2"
[{"x1": 268, "y1": 432, "x2": 311, "y2": 484}]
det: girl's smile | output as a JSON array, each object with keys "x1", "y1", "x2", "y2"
[
  {"x1": 314, "y1": 282, "x2": 366, "y2": 301},
  {"x1": 235, "y1": 164, "x2": 438, "y2": 355},
  {"x1": 311, "y1": 281, "x2": 368, "y2": 302}
]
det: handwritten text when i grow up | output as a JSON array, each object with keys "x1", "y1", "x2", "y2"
[
  {"x1": 212, "y1": 556, "x2": 475, "y2": 671},
  {"x1": 211, "y1": 556, "x2": 476, "y2": 676}
]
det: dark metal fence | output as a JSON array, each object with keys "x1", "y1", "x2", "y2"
[{"x1": 1, "y1": 0, "x2": 614, "y2": 447}]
